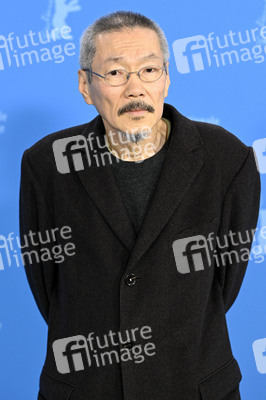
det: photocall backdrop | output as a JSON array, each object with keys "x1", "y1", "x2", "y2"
[{"x1": 0, "y1": 1, "x2": 265, "y2": 399}]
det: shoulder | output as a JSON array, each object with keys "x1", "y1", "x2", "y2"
[
  {"x1": 188, "y1": 118, "x2": 258, "y2": 187},
  {"x1": 181, "y1": 114, "x2": 253, "y2": 173},
  {"x1": 193, "y1": 118, "x2": 247, "y2": 150},
  {"x1": 21, "y1": 116, "x2": 99, "y2": 169},
  {"x1": 165, "y1": 99, "x2": 257, "y2": 183},
  {"x1": 165, "y1": 103, "x2": 250, "y2": 164},
  {"x1": 23, "y1": 120, "x2": 93, "y2": 156}
]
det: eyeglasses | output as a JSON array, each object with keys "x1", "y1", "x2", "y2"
[{"x1": 82, "y1": 65, "x2": 167, "y2": 87}]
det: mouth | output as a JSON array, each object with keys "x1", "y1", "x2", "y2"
[{"x1": 126, "y1": 109, "x2": 147, "y2": 116}]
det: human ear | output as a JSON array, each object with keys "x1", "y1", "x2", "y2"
[
  {"x1": 164, "y1": 62, "x2": 170, "y2": 98},
  {"x1": 78, "y1": 69, "x2": 94, "y2": 105}
]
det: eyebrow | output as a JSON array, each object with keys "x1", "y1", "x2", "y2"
[{"x1": 103, "y1": 53, "x2": 162, "y2": 65}]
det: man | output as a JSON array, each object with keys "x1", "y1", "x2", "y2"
[{"x1": 19, "y1": 10, "x2": 260, "y2": 400}]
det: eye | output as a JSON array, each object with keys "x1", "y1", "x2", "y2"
[
  {"x1": 144, "y1": 67, "x2": 157, "y2": 73},
  {"x1": 107, "y1": 69, "x2": 123, "y2": 76}
]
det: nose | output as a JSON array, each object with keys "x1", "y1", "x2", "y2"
[{"x1": 123, "y1": 72, "x2": 145, "y2": 98}]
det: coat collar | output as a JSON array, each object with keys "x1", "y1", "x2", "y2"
[{"x1": 74, "y1": 103, "x2": 204, "y2": 271}]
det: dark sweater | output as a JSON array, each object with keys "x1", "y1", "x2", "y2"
[{"x1": 108, "y1": 119, "x2": 171, "y2": 234}]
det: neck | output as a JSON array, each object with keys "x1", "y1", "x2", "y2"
[{"x1": 105, "y1": 118, "x2": 168, "y2": 162}]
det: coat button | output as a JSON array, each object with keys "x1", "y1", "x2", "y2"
[{"x1": 125, "y1": 274, "x2": 137, "y2": 286}]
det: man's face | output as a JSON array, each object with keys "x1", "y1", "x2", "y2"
[{"x1": 78, "y1": 27, "x2": 170, "y2": 137}]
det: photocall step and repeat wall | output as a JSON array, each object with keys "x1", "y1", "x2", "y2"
[{"x1": 0, "y1": 0, "x2": 266, "y2": 399}]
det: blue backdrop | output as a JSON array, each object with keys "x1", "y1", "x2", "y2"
[{"x1": 0, "y1": 1, "x2": 265, "y2": 399}]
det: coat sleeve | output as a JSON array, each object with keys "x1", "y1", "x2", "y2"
[
  {"x1": 19, "y1": 149, "x2": 56, "y2": 324},
  {"x1": 215, "y1": 146, "x2": 261, "y2": 313}
]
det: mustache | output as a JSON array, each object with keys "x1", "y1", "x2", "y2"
[{"x1": 118, "y1": 101, "x2": 155, "y2": 116}]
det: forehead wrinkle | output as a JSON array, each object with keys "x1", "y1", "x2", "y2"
[
  {"x1": 103, "y1": 53, "x2": 162, "y2": 66},
  {"x1": 95, "y1": 30, "x2": 163, "y2": 68}
]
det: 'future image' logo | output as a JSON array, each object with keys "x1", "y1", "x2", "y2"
[
  {"x1": 172, "y1": 35, "x2": 211, "y2": 74},
  {"x1": 53, "y1": 136, "x2": 91, "y2": 174},
  {"x1": 252, "y1": 338, "x2": 266, "y2": 374},
  {"x1": 53, "y1": 335, "x2": 91, "y2": 374},
  {"x1": 173, "y1": 26, "x2": 266, "y2": 74},
  {"x1": 252, "y1": 138, "x2": 266, "y2": 174},
  {"x1": 172, "y1": 234, "x2": 212, "y2": 274}
]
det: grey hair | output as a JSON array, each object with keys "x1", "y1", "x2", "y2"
[{"x1": 79, "y1": 11, "x2": 170, "y2": 83}]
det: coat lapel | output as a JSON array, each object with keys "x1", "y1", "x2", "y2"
[
  {"x1": 126, "y1": 104, "x2": 205, "y2": 271},
  {"x1": 73, "y1": 116, "x2": 137, "y2": 253},
  {"x1": 73, "y1": 103, "x2": 205, "y2": 270}
]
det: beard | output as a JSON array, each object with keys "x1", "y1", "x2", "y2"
[{"x1": 118, "y1": 127, "x2": 152, "y2": 144}]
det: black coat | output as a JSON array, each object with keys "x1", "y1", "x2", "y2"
[{"x1": 19, "y1": 103, "x2": 261, "y2": 400}]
